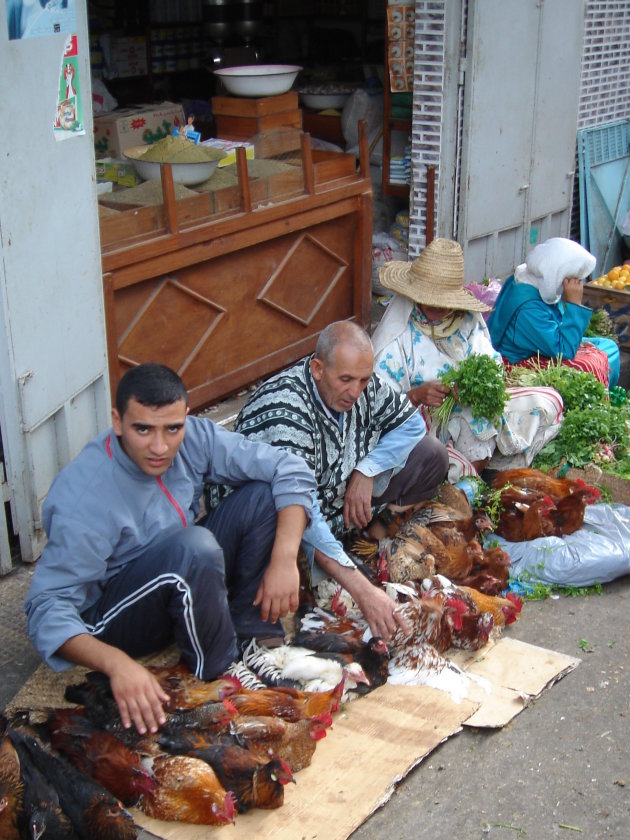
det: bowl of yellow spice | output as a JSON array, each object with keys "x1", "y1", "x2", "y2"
[{"x1": 124, "y1": 136, "x2": 227, "y2": 186}]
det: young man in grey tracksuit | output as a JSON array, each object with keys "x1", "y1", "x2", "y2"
[{"x1": 25, "y1": 363, "x2": 315, "y2": 734}]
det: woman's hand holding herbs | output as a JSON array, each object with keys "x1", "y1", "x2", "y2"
[
  {"x1": 433, "y1": 355, "x2": 508, "y2": 429},
  {"x1": 407, "y1": 381, "x2": 451, "y2": 408}
]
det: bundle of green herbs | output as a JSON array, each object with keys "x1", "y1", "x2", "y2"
[
  {"x1": 584, "y1": 308, "x2": 618, "y2": 343},
  {"x1": 506, "y1": 357, "x2": 605, "y2": 412},
  {"x1": 433, "y1": 354, "x2": 508, "y2": 428},
  {"x1": 533, "y1": 402, "x2": 630, "y2": 469},
  {"x1": 506, "y1": 357, "x2": 630, "y2": 475}
]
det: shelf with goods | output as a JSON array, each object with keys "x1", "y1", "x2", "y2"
[
  {"x1": 88, "y1": 0, "x2": 210, "y2": 105},
  {"x1": 381, "y1": 57, "x2": 412, "y2": 198}
]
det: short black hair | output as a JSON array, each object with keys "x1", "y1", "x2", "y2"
[{"x1": 115, "y1": 364, "x2": 188, "y2": 417}]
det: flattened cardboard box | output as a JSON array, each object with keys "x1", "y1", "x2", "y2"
[{"x1": 7, "y1": 635, "x2": 578, "y2": 840}]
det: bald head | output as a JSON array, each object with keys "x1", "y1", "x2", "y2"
[
  {"x1": 311, "y1": 321, "x2": 374, "y2": 413},
  {"x1": 314, "y1": 321, "x2": 373, "y2": 364}
]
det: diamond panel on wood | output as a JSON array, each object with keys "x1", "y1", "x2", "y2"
[
  {"x1": 118, "y1": 278, "x2": 226, "y2": 373},
  {"x1": 257, "y1": 233, "x2": 348, "y2": 326}
]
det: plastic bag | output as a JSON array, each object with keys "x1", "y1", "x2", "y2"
[
  {"x1": 342, "y1": 89, "x2": 383, "y2": 163},
  {"x1": 372, "y1": 232, "x2": 407, "y2": 295},
  {"x1": 464, "y1": 278, "x2": 502, "y2": 320},
  {"x1": 489, "y1": 503, "x2": 630, "y2": 587},
  {"x1": 92, "y1": 78, "x2": 118, "y2": 115}
]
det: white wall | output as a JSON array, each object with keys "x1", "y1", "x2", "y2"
[{"x1": 0, "y1": 0, "x2": 109, "y2": 566}]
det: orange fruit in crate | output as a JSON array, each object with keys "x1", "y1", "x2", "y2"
[{"x1": 608, "y1": 267, "x2": 621, "y2": 281}]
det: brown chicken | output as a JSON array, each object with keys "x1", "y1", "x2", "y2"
[
  {"x1": 381, "y1": 526, "x2": 438, "y2": 582},
  {"x1": 187, "y1": 745, "x2": 295, "y2": 812},
  {"x1": 422, "y1": 578, "x2": 494, "y2": 651},
  {"x1": 139, "y1": 754, "x2": 236, "y2": 825},
  {"x1": 8, "y1": 725, "x2": 137, "y2": 840},
  {"x1": 46, "y1": 707, "x2": 156, "y2": 806},
  {"x1": 146, "y1": 662, "x2": 242, "y2": 710},
  {"x1": 545, "y1": 488, "x2": 596, "y2": 537},
  {"x1": 455, "y1": 586, "x2": 523, "y2": 627},
  {"x1": 233, "y1": 713, "x2": 329, "y2": 772},
  {"x1": 491, "y1": 467, "x2": 600, "y2": 504},
  {"x1": 495, "y1": 493, "x2": 556, "y2": 542},
  {"x1": 472, "y1": 544, "x2": 512, "y2": 589},
  {"x1": 387, "y1": 582, "x2": 453, "y2": 653},
  {"x1": 229, "y1": 680, "x2": 343, "y2": 722},
  {"x1": 387, "y1": 521, "x2": 466, "y2": 581},
  {"x1": 0, "y1": 717, "x2": 23, "y2": 840}
]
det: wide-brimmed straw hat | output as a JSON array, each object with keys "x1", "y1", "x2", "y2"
[{"x1": 378, "y1": 238, "x2": 491, "y2": 313}]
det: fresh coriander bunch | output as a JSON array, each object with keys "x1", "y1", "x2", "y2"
[
  {"x1": 534, "y1": 402, "x2": 630, "y2": 468},
  {"x1": 433, "y1": 354, "x2": 508, "y2": 428}
]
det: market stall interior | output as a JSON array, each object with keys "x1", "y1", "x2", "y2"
[{"x1": 91, "y1": 0, "x2": 409, "y2": 408}]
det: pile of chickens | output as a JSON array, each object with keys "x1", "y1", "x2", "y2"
[
  {"x1": 0, "y1": 470, "x2": 599, "y2": 836},
  {"x1": 0, "y1": 664, "x2": 347, "y2": 835},
  {"x1": 490, "y1": 468, "x2": 600, "y2": 542}
]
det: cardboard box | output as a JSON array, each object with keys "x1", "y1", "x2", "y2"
[
  {"x1": 109, "y1": 35, "x2": 147, "y2": 78},
  {"x1": 93, "y1": 102, "x2": 185, "y2": 159},
  {"x1": 582, "y1": 281, "x2": 630, "y2": 350},
  {"x1": 95, "y1": 158, "x2": 141, "y2": 187}
]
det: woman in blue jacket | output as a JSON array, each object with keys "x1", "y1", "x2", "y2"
[{"x1": 488, "y1": 237, "x2": 619, "y2": 388}]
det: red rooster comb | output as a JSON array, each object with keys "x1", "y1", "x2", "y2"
[{"x1": 330, "y1": 587, "x2": 347, "y2": 617}]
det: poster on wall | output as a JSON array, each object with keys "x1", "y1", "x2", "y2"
[
  {"x1": 387, "y1": 0, "x2": 415, "y2": 93},
  {"x1": 7, "y1": 0, "x2": 77, "y2": 41},
  {"x1": 54, "y1": 34, "x2": 85, "y2": 140}
]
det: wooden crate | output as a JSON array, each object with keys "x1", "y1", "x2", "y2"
[
  {"x1": 215, "y1": 109, "x2": 303, "y2": 141},
  {"x1": 582, "y1": 281, "x2": 630, "y2": 350},
  {"x1": 212, "y1": 91, "x2": 298, "y2": 117}
]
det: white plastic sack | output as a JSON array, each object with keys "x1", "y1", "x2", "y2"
[
  {"x1": 342, "y1": 89, "x2": 383, "y2": 164},
  {"x1": 92, "y1": 78, "x2": 118, "y2": 115},
  {"x1": 372, "y1": 232, "x2": 407, "y2": 295},
  {"x1": 490, "y1": 503, "x2": 630, "y2": 587}
]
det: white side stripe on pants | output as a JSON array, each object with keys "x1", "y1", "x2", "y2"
[{"x1": 84, "y1": 573, "x2": 205, "y2": 678}]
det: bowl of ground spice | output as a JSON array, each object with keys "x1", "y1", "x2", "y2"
[{"x1": 124, "y1": 136, "x2": 227, "y2": 185}]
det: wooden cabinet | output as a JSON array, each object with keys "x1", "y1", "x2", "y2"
[{"x1": 99, "y1": 126, "x2": 373, "y2": 412}]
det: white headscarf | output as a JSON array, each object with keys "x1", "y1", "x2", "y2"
[{"x1": 513, "y1": 237, "x2": 596, "y2": 304}]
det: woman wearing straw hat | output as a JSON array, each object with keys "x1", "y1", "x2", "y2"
[{"x1": 372, "y1": 238, "x2": 563, "y2": 482}]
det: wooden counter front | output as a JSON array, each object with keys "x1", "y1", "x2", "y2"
[{"x1": 100, "y1": 125, "x2": 373, "y2": 412}]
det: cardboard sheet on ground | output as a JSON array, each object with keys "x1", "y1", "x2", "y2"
[
  {"x1": 6, "y1": 635, "x2": 578, "y2": 840},
  {"x1": 451, "y1": 636, "x2": 579, "y2": 728},
  {"x1": 133, "y1": 684, "x2": 477, "y2": 840}
]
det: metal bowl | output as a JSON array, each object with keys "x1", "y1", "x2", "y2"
[
  {"x1": 123, "y1": 145, "x2": 222, "y2": 186},
  {"x1": 213, "y1": 64, "x2": 302, "y2": 97}
]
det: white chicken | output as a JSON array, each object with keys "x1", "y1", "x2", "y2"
[{"x1": 241, "y1": 638, "x2": 370, "y2": 701}]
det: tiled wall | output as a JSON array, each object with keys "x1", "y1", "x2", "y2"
[
  {"x1": 408, "y1": 0, "x2": 448, "y2": 257},
  {"x1": 408, "y1": 0, "x2": 630, "y2": 257},
  {"x1": 579, "y1": 1, "x2": 630, "y2": 129}
]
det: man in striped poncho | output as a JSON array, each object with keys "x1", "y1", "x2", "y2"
[{"x1": 232, "y1": 320, "x2": 449, "y2": 642}]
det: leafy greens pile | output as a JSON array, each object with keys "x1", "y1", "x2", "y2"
[
  {"x1": 434, "y1": 354, "x2": 508, "y2": 428},
  {"x1": 507, "y1": 359, "x2": 605, "y2": 412},
  {"x1": 508, "y1": 359, "x2": 630, "y2": 472},
  {"x1": 584, "y1": 308, "x2": 618, "y2": 343}
]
